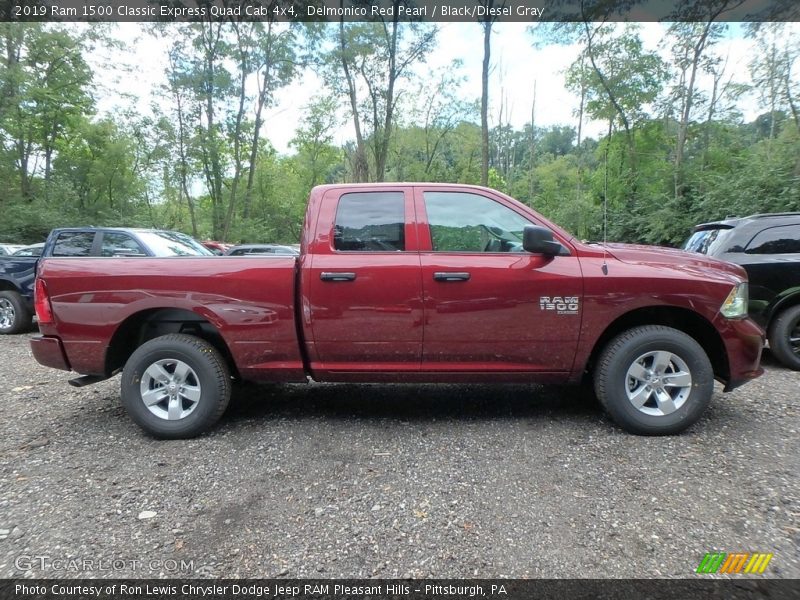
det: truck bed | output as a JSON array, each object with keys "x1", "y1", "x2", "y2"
[{"x1": 36, "y1": 256, "x2": 305, "y2": 381}]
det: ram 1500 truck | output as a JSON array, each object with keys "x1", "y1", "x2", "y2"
[
  {"x1": 30, "y1": 184, "x2": 765, "y2": 438},
  {"x1": 0, "y1": 227, "x2": 211, "y2": 334}
]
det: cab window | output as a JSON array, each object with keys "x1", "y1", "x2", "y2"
[
  {"x1": 52, "y1": 232, "x2": 95, "y2": 257},
  {"x1": 101, "y1": 233, "x2": 146, "y2": 257},
  {"x1": 424, "y1": 192, "x2": 530, "y2": 253},
  {"x1": 333, "y1": 192, "x2": 405, "y2": 252}
]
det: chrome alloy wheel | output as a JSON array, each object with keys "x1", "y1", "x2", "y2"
[
  {"x1": 625, "y1": 351, "x2": 692, "y2": 416},
  {"x1": 0, "y1": 298, "x2": 15, "y2": 329},
  {"x1": 140, "y1": 359, "x2": 202, "y2": 420}
]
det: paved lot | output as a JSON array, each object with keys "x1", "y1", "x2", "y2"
[{"x1": 0, "y1": 332, "x2": 798, "y2": 579}]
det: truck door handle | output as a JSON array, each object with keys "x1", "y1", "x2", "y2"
[
  {"x1": 320, "y1": 272, "x2": 356, "y2": 282},
  {"x1": 433, "y1": 272, "x2": 471, "y2": 282}
]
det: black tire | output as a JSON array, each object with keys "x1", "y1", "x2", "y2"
[
  {"x1": 768, "y1": 304, "x2": 800, "y2": 371},
  {"x1": 0, "y1": 290, "x2": 33, "y2": 335},
  {"x1": 593, "y1": 326, "x2": 714, "y2": 436},
  {"x1": 120, "y1": 334, "x2": 231, "y2": 439}
]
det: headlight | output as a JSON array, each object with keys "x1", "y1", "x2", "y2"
[{"x1": 720, "y1": 282, "x2": 748, "y2": 319}]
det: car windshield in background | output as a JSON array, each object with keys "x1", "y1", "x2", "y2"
[
  {"x1": 136, "y1": 231, "x2": 212, "y2": 256},
  {"x1": 0, "y1": 245, "x2": 24, "y2": 255},
  {"x1": 12, "y1": 244, "x2": 44, "y2": 257},
  {"x1": 226, "y1": 245, "x2": 299, "y2": 256},
  {"x1": 683, "y1": 228, "x2": 734, "y2": 255}
]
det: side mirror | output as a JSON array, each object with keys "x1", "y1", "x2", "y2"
[{"x1": 523, "y1": 225, "x2": 562, "y2": 256}]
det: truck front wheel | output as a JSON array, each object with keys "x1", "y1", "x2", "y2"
[
  {"x1": 0, "y1": 291, "x2": 33, "y2": 334},
  {"x1": 593, "y1": 326, "x2": 714, "y2": 435},
  {"x1": 120, "y1": 334, "x2": 231, "y2": 439}
]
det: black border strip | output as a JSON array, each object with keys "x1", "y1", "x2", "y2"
[{"x1": 2, "y1": 579, "x2": 800, "y2": 600}]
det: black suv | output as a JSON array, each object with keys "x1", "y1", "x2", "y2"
[
  {"x1": 684, "y1": 213, "x2": 800, "y2": 370},
  {"x1": 0, "y1": 227, "x2": 211, "y2": 335}
]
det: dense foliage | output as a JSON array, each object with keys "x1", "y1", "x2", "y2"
[{"x1": 0, "y1": 20, "x2": 797, "y2": 247}]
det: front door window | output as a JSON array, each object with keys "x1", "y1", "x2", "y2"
[{"x1": 424, "y1": 191, "x2": 529, "y2": 253}]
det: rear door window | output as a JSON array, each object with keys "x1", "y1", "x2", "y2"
[
  {"x1": 334, "y1": 192, "x2": 405, "y2": 251},
  {"x1": 100, "y1": 233, "x2": 147, "y2": 257},
  {"x1": 135, "y1": 231, "x2": 211, "y2": 256},
  {"x1": 745, "y1": 225, "x2": 800, "y2": 254},
  {"x1": 52, "y1": 232, "x2": 95, "y2": 257}
]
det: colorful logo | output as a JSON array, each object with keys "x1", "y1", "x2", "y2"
[{"x1": 696, "y1": 552, "x2": 773, "y2": 574}]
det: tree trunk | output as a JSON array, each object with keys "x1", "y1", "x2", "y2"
[
  {"x1": 674, "y1": 22, "x2": 712, "y2": 203},
  {"x1": 198, "y1": 22, "x2": 225, "y2": 240},
  {"x1": 480, "y1": 14, "x2": 492, "y2": 187},
  {"x1": 222, "y1": 23, "x2": 251, "y2": 242},
  {"x1": 783, "y1": 58, "x2": 800, "y2": 135},
  {"x1": 17, "y1": 136, "x2": 32, "y2": 200},
  {"x1": 243, "y1": 22, "x2": 275, "y2": 221},
  {"x1": 339, "y1": 15, "x2": 368, "y2": 182},
  {"x1": 575, "y1": 53, "x2": 586, "y2": 216},
  {"x1": 375, "y1": 11, "x2": 400, "y2": 182},
  {"x1": 582, "y1": 21, "x2": 635, "y2": 165},
  {"x1": 527, "y1": 81, "x2": 537, "y2": 201},
  {"x1": 702, "y1": 69, "x2": 721, "y2": 171},
  {"x1": 174, "y1": 86, "x2": 198, "y2": 238}
]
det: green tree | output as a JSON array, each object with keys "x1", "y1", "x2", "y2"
[
  {"x1": 291, "y1": 95, "x2": 344, "y2": 189},
  {"x1": 53, "y1": 118, "x2": 143, "y2": 217},
  {"x1": 0, "y1": 24, "x2": 93, "y2": 200},
  {"x1": 159, "y1": 20, "x2": 300, "y2": 240},
  {"x1": 322, "y1": 16, "x2": 437, "y2": 182},
  {"x1": 664, "y1": 21, "x2": 728, "y2": 202}
]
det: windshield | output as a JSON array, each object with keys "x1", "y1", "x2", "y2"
[
  {"x1": 683, "y1": 228, "x2": 733, "y2": 256},
  {"x1": 13, "y1": 245, "x2": 43, "y2": 257},
  {"x1": 136, "y1": 231, "x2": 213, "y2": 257}
]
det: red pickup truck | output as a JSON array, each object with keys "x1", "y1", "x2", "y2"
[{"x1": 30, "y1": 184, "x2": 764, "y2": 438}]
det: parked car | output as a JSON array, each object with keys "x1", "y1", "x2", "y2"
[
  {"x1": 201, "y1": 240, "x2": 233, "y2": 255},
  {"x1": 225, "y1": 244, "x2": 299, "y2": 256},
  {"x1": 31, "y1": 184, "x2": 763, "y2": 438},
  {"x1": 684, "y1": 212, "x2": 800, "y2": 370},
  {"x1": 0, "y1": 244, "x2": 24, "y2": 256},
  {"x1": 12, "y1": 243, "x2": 44, "y2": 257},
  {"x1": 0, "y1": 227, "x2": 211, "y2": 334}
]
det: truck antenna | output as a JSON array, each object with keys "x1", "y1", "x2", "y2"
[{"x1": 601, "y1": 124, "x2": 610, "y2": 276}]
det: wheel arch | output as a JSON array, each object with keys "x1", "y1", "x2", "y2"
[
  {"x1": 765, "y1": 288, "x2": 800, "y2": 325},
  {"x1": 0, "y1": 278, "x2": 24, "y2": 293},
  {"x1": 582, "y1": 306, "x2": 728, "y2": 383},
  {"x1": 105, "y1": 308, "x2": 238, "y2": 379}
]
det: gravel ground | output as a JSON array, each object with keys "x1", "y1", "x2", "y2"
[{"x1": 0, "y1": 332, "x2": 798, "y2": 579}]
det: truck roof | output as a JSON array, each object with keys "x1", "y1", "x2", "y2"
[
  {"x1": 50, "y1": 226, "x2": 187, "y2": 233},
  {"x1": 310, "y1": 182, "x2": 499, "y2": 193}
]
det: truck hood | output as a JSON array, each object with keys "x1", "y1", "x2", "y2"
[{"x1": 603, "y1": 243, "x2": 747, "y2": 283}]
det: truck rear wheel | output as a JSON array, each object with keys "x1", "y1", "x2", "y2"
[
  {"x1": 0, "y1": 291, "x2": 32, "y2": 335},
  {"x1": 593, "y1": 326, "x2": 713, "y2": 435},
  {"x1": 768, "y1": 304, "x2": 800, "y2": 371},
  {"x1": 120, "y1": 334, "x2": 231, "y2": 439}
]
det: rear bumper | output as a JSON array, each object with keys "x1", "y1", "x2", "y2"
[
  {"x1": 714, "y1": 316, "x2": 765, "y2": 391},
  {"x1": 30, "y1": 335, "x2": 71, "y2": 372}
]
